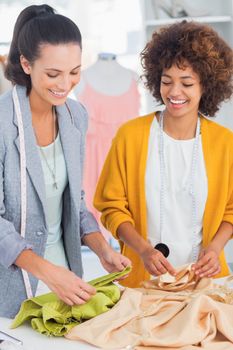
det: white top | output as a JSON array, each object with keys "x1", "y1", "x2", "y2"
[
  {"x1": 145, "y1": 117, "x2": 208, "y2": 268},
  {"x1": 36, "y1": 133, "x2": 69, "y2": 295}
]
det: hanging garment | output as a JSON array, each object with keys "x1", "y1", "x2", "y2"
[
  {"x1": 66, "y1": 265, "x2": 233, "y2": 350},
  {"x1": 78, "y1": 78, "x2": 140, "y2": 230},
  {"x1": 11, "y1": 266, "x2": 131, "y2": 337},
  {"x1": 0, "y1": 56, "x2": 11, "y2": 94}
]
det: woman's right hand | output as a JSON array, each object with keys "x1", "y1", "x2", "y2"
[
  {"x1": 15, "y1": 249, "x2": 96, "y2": 305},
  {"x1": 141, "y1": 247, "x2": 176, "y2": 276},
  {"x1": 116, "y1": 222, "x2": 176, "y2": 277},
  {"x1": 42, "y1": 264, "x2": 96, "y2": 306}
]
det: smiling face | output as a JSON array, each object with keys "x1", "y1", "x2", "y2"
[
  {"x1": 160, "y1": 63, "x2": 202, "y2": 120},
  {"x1": 20, "y1": 43, "x2": 81, "y2": 108}
]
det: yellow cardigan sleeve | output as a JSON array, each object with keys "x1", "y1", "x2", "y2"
[
  {"x1": 94, "y1": 127, "x2": 135, "y2": 238},
  {"x1": 223, "y1": 163, "x2": 233, "y2": 226}
]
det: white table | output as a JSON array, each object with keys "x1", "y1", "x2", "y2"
[
  {"x1": 0, "y1": 277, "x2": 231, "y2": 350},
  {"x1": 0, "y1": 317, "x2": 99, "y2": 350}
]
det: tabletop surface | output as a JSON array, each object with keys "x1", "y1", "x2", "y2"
[
  {"x1": 0, "y1": 277, "x2": 230, "y2": 350},
  {"x1": 0, "y1": 317, "x2": 99, "y2": 350}
]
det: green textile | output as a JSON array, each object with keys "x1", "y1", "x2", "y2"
[{"x1": 11, "y1": 266, "x2": 131, "y2": 336}]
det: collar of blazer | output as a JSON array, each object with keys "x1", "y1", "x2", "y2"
[{"x1": 13, "y1": 85, "x2": 82, "y2": 227}]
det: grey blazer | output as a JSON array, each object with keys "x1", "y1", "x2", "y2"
[{"x1": 0, "y1": 85, "x2": 99, "y2": 318}]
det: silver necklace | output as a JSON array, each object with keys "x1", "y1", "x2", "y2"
[
  {"x1": 36, "y1": 107, "x2": 58, "y2": 190},
  {"x1": 158, "y1": 111, "x2": 201, "y2": 261}
]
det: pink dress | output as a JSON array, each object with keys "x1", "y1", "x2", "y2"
[{"x1": 78, "y1": 78, "x2": 140, "y2": 236}]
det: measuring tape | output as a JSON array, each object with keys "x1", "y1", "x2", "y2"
[{"x1": 12, "y1": 86, "x2": 33, "y2": 299}]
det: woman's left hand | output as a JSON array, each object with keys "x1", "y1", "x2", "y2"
[
  {"x1": 99, "y1": 246, "x2": 131, "y2": 275},
  {"x1": 192, "y1": 246, "x2": 221, "y2": 278},
  {"x1": 82, "y1": 232, "x2": 131, "y2": 277}
]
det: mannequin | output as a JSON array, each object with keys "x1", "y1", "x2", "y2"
[
  {"x1": 76, "y1": 52, "x2": 138, "y2": 96},
  {"x1": 75, "y1": 53, "x2": 140, "y2": 236},
  {"x1": 0, "y1": 55, "x2": 11, "y2": 94}
]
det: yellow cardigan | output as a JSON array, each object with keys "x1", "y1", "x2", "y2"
[{"x1": 94, "y1": 113, "x2": 233, "y2": 287}]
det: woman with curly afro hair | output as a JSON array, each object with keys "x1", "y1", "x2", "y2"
[{"x1": 94, "y1": 21, "x2": 233, "y2": 288}]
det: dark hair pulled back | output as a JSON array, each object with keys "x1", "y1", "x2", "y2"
[{"x1": 5, "y1": 4, "x2": 82, "y2": 93}]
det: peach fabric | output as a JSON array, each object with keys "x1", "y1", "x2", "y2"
[
  {"x1": 78, "y1": 79, "x2": 140, "y2": 234},
  {"x1": 144, "y1": 264, "x2": 199, "y2": 292},
  {"x1": 66, "y1": 266, "x2": 233, "y2": 349}
]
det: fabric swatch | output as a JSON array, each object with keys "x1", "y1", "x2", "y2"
[
  {"x1": 66, "y1": 266, "x2": 233, "y2": 349},
  {"x1": 11, "y1": 266, "x2": 131, "y2": 336}
]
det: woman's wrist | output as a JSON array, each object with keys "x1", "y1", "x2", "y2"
[
  {"x1": 205, "y1": 241, "x2": 221, "y2": 256},
  {"x1": 208, "y1": 221, "x2": 233, "y2": 256},
  {"x1": 138, "y1": 242, "x2": 154, "y2": 257},
  {"x1": 82, "y1": 231, "x2": 110, "y2": 258},
  {"x1": 15, "y1": 249, "x2": 54, "y2": 281},
  {"x1": 117, "y1": 222, "x2": 152, "y2": 256}
]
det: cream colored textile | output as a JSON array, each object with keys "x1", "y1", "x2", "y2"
[
  {"x1": 149, "y1": 263, "x2": 198, "y2": 291},
  {"x1": 66, "y1": 265, "x2": 233, "y2": 349}
]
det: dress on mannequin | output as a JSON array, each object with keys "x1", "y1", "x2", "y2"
[
  {"x1": 0, "y1": 55, "x2": 11, "y2": 95},
  {"x1": 75, "y1": 53, "x2": 140, "y2": 237}
]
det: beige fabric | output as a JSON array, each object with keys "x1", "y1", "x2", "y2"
[
  {"x1": 148, "y1": 264, "x2": 198, "y2": 291},
  {"x1": 66, "y1": 265, "x2": 233, "y2": 349}
]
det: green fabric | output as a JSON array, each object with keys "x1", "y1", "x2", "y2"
[{"x1": 11, "y1": 266, "x2": 131, "y2": 336}]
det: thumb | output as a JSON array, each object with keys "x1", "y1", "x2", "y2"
[
  {"x1": 192, "y1": 249, "x2": 205, "y2": 270},
  {"x1": 198, "y1": 249, "x2": 206, "y2": 260},
  {"x1": 113, "y1": 255, "x2": 125, "y2": 271}
]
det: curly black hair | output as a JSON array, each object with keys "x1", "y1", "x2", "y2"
[{"x1": 141, "y1": 21, "x2": 233, "y2": 117}]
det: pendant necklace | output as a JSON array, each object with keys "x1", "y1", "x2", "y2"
[
  {"x1": 36, "y1": 107, "x2": 58, "y2": 190},
  {"x1": 155, "y1": 111, "x2": 201, "y2": 261}
]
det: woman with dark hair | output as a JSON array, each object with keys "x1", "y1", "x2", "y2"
[
  {"x1": 94, "y1": 21, "x2": 233, "y2": 288},
  {"x1": 0, "y1": 4, "x2": 130, "y2": 318}
]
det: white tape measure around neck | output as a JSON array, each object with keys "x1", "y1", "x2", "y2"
[{"x1": 12, "y1": 86, "x2": 33, "y2": 299}]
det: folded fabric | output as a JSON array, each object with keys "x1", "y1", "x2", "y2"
[
  {"x1": 11, "y1": 266, "x2": 131, "y2": 336},
  {"x1": 142, "y1": 264, "x2": 233, "y2": 304},
  {"x1": 66, "y1": 268, "x2": 233, "y2": 350},
  {"x1": 142, "y1": 263, "x2": 200, "y2": 292}
]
